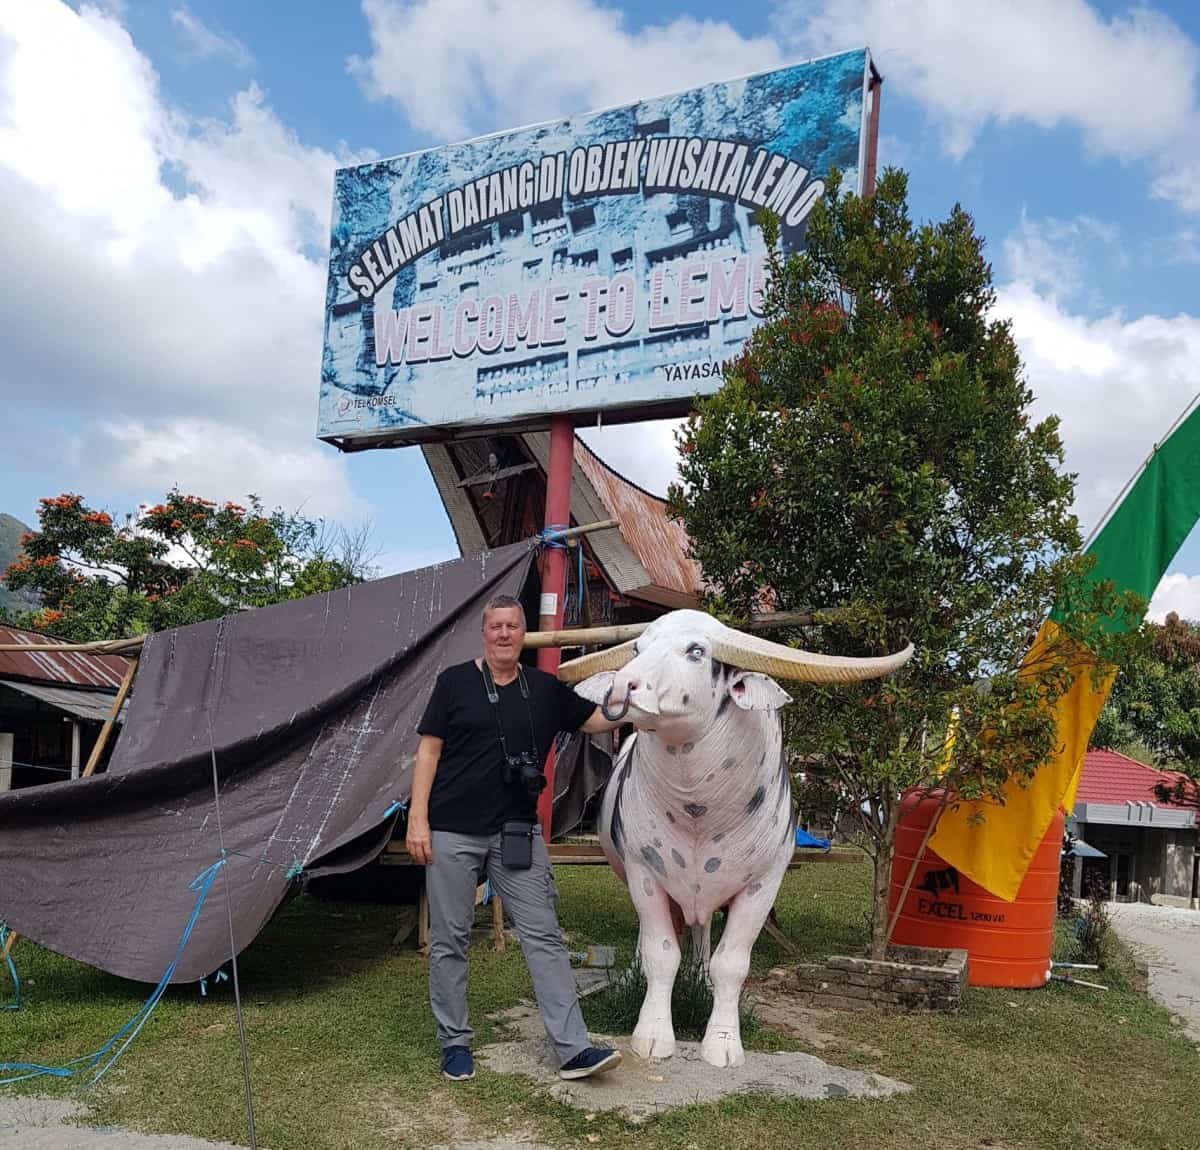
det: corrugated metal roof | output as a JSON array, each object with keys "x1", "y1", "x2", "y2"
[
  {"x1": 572, "y1": 438, "x2": 702, "y2": 604},
  {"x1": 424, "y1": 433, "x2": 703, "y2": 611},
  {"x1": 1076, "y1": 748, "x2": 1191, "y2": 808},
  {"x1": 0, "y1": 626, "x2": 130, "y2": 689},
  {"x1": 0, "y1": 679, "x2": 121, "y2": 722}
]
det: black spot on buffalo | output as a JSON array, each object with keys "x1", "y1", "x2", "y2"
[
  {"x1": 665, "y1": 810, "x2": 676, "y2": 824},
  {"x1": 682, "y1": 742, "x2": 695, "y2": 754},
  {"x1": 671, "y1": 848, "x2": 686, "y2": 868},
  {"x1": 712, "y1": 832, "x2": 725, "y2": 843},
  {"x1": 721, "y1": 757, "x2": 736, "y2": 771},
  {"x1": 746, "y1": 786, "x2": 767, "y2": 815},
  {"x1": 662, "y1": 938, "x2": 672, "y2": 951},
  {"x1": 711, "y1": 661, "x2": 723, "y2": 685},
  {"x1": 641, "y1": 845, "x2": 667, "y2": 876},
  {"x1": 683, "y1": 803, "x2": 707, "y2": 819},
  {"x1": 666, "y1": 744, "x2": 678, "y2": 756},
  {"x1": 717, "y1": 693, "x2": 732, "y2": 717},
  {"x1": 653, "y1": 836, "x2": 663, "y2": 848},
  {"x1": 747, "y1": 882, "x2": 763, "y2": 896},
  {"x1": 704, "y1": 857, "x2": 722, "y2": 873},
  {"x1": 693, "y1": 883, "x2": 702, "y2": 893},
  {"x1": 642, "y1": 876, "x2": 655, "y2": 896},
  {"x1": 682, "y1": 693, "x2": 689, "y2": 705}
]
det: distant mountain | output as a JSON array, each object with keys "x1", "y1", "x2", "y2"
[{"x1": 0, "y1": 513, "x2": 39, "y2": 618}]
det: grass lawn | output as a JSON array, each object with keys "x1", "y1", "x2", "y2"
[{"x1": 1, "y1": 859, "x2": 1197, "y2": 1150}]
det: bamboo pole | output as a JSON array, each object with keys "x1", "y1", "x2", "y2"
[
  {"x1": 0, "y1": 637, "x2": 145, "y2": 654},
  {"x1": 543, "y1": 518, "x2": 618, "y2": 543},
  {"x1": 883, "y1": 788, "x2": 953, "y2": 949},
  {"x1": 81, "y1": 655, "x2": 138, "y2": 779}
]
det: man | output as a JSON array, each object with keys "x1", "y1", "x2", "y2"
[{"x1": 407, "y1": 594, "x2": 623, "y2": 1082}]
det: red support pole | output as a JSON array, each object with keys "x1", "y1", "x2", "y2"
[{"x1": 536, "y1": 413, "x2": 574, "y2": 839}]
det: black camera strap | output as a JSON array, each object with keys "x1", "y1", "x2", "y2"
[{"x1": 479, "y1": 661, "x2": 540, "y2": 765}]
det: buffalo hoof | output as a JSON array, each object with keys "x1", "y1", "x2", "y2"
[
  {"x1": 700, "y1": 1026, "x2": 745, "y2": 1068},
  {"x1": 630, "y1": 1021, "x2": 676, "y2": 1061}
]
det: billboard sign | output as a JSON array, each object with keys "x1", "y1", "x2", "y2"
[{"x1": 319, "y1": 49, "x2": 873, "y2": 447}]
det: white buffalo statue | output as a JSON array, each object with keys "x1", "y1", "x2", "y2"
[{"x1": 560, "y1": 609, "x2": 913, "y2": 1068}]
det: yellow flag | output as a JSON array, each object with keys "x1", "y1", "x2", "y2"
[{"x1": 930, "y1": 401, "x2": 1200, "y2": 901}]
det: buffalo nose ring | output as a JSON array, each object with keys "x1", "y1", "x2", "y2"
[{"x1": 601, "y1": 685, "x2": 632, "y2": 721}]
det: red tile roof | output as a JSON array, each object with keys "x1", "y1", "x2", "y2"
[{"x1": 1077, "y1": 748, "x2": 1190, "y2": 808}]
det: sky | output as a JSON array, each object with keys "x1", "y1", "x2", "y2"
[{"x1": 1, "y1": 0, "x2": 1199, "y2": 618}]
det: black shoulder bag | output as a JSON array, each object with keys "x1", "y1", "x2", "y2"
[{"x1": 480, "y1": 662, "x2": 543, "y2": 870}]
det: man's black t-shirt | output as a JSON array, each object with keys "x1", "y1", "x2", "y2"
[{"x1": 417, "y1": 660, "x2": 596, "y2": 835}]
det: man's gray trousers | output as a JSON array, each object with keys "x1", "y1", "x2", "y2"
[{"x1": 426, "y1": 828, "x2": 590, "y2": 1064}]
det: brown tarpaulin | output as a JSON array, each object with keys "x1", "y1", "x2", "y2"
[{"x1": 0, "y1": 543, "x2": 534, "y2": 984}]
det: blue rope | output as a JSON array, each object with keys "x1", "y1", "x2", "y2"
[
  {"x1": 0, "y1": 924, "x2": 19, "y2": 1012},
  {"x1": 0, "y1": 859, "x2": 225, "y2": 1086},
  {"x1": 382, "y1": 799, "x2": 406, "y2": 820},
  {"x1": 199, "y1": 969, "x2": 229, "y2": 998},
  {"x1": 538, "y1": 524, "x2": 570, "y2": 550}
]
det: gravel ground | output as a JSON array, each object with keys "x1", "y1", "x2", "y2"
[{"x1": 1106, "y1": 901, "x2": 1200, "y2": 1042}]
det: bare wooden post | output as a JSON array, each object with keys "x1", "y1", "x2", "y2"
[
  {"x1": 81, "y1": 655, "x2": 138, "y2": 779},
  {"x1": 0, "y1": 732, "x2": 11, "y2": 793},
  {"x1": 69, "y1": 720, "x2": 81, "y2": 780}
]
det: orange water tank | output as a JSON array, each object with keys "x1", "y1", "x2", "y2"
[{"x1": 887, "y1": 790, "x2": 1065, "y2": 988}]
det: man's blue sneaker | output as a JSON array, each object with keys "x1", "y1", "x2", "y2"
[
  {"x1": 558, "y1": 1046, "x2": 622, "y2": 1080},
  {"x1": 441, "y1": 1045, "x2": 475, "y2": 1081}
]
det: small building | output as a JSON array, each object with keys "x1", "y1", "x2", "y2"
[
  {"x1": 1069, "y1": 748, "x2": 1198, "y2": 907},
  {"x1": 0, "y1": 625, "x2": 129, "y2": 790}
]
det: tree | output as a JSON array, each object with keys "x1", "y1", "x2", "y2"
[
  {"x1": 3, "y1": 490, "x2": 378, "y2": 642},
  {"x1": 670, "y1": 170, "x2": 1137, "y2": 956},
  {"x1": 1093, "y1": 611, "x2": 1200, "y2": 809}
]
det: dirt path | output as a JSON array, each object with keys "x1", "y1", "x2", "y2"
[
  {"x1": 0, "y1": 1096, "x2": 249, "y2": 1150},
  {"x1": 1106, "y1": 902, "x2": 1200, "y2": 1042}
]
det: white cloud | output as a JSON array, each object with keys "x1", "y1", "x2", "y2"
[
  {"x1": 1148, "y1": 573, "x2": 1200, "y2": 623},
  {"x1": 1002, "y1": 210, "x2": 1121, "y2": 302},
  {"x1": 1152, "y1": 164, "x2": 1200, "y2": 215},
  {"x1": 0, "y1": 2, "x2": 369, "y2": 520},
  {"x1": 782, "y1": 0, "x2": 1200, "y2": 211},
  {"x1": 80, "y1": 419, "x2": 366, "y2": 521},
  {"x1": 997, "y1": 282, "x2": 1200, "y2": 536},
  {"x1": 350, "y1": 0, "x2": 783, "y2": 140},
  {"x1": 171, "y1": 6, "x2": 253, "y2": 70}
]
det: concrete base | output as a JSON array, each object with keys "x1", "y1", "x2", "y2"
[{"x1": 477, "y1": 1005, "x2": 910, "y2": 1124}]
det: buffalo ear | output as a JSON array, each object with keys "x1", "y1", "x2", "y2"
[
  {"x1": 727, "y1": 671, "x2": 791, "y2": 711},
  {"x1": 574, "y1": 671, "x2": 616, "y2": 705}
]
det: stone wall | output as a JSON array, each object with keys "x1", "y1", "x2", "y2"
[{"x1": 782, "y1": 945, "x2": 967, "y2": 1013}]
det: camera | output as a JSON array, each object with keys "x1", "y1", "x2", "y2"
[{"x1": 502, "y1": 751, "x2": 546, "y2": 796}]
